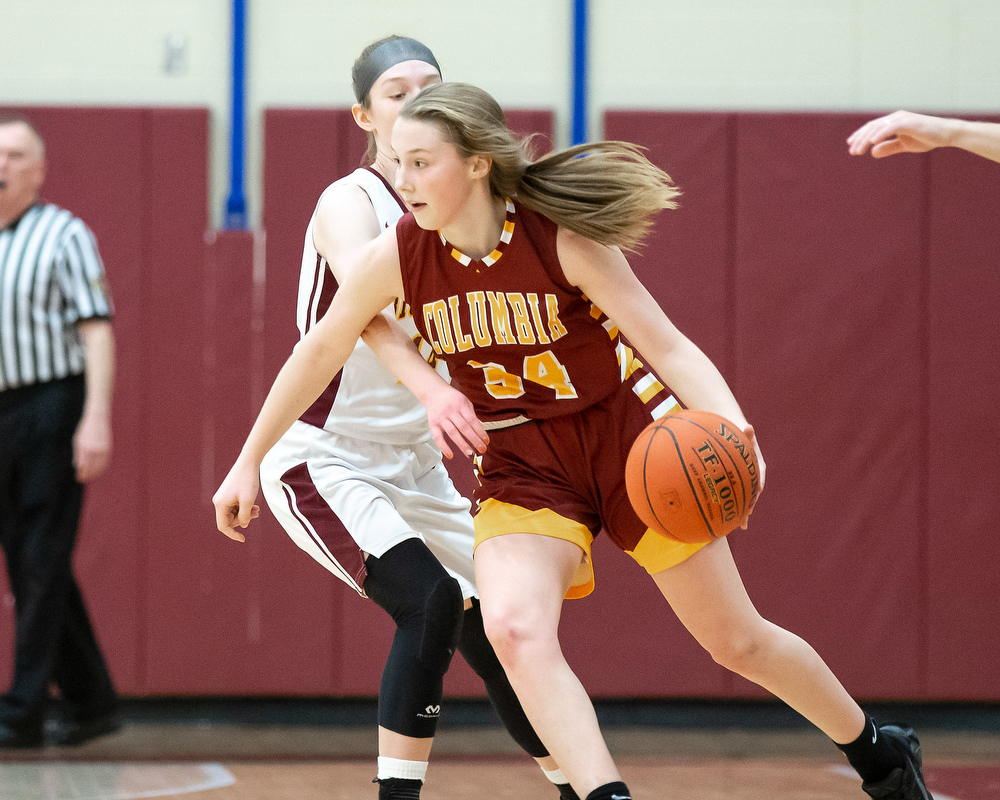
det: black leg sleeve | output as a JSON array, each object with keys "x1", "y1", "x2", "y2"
[
  {"x1": 457, "y1": 598, "x2": 549, "y2": 758},
  {"x1": 364, "y1": 538, "x2": 464, "y2": 739}
]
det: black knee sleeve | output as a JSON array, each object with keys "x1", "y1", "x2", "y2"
[
  {"x1": 458, "y1": 599, "x2": 549, "y2": 758},
  {"x1": 419, "y1": 574, "x2": 464, "y2": 673},
  {"x1": 363, "y1": 539, "x2": 465, "y2": 738}
]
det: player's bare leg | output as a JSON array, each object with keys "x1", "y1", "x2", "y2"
[
  {"x1": 377, "y1": 728, "x2": 433, "y2": 762},
  {"x1": 652, "y1": 537, "x2": 865, "y2": 741},
  {"x1": 475, "y1": 533, "x2": 623, "y2": 798},
  {"x1": 652, "y1": 538, "x2": 931, "y2": 798}
]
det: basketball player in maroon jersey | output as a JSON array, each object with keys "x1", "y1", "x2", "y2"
[
  {"x1": 215, "y1": 82, "x2": 931, "y2": 800},
  {"x1": 236, "y1": 40, "x2": 577, "y2": 800}
]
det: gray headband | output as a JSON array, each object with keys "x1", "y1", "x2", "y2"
[{"x1": 353, "y1": 38, "x2": 441, "y2": 103}]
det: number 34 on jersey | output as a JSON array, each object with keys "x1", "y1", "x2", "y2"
[{"x1": 420, "y1": 290, "x2": 580, "y2": 401}]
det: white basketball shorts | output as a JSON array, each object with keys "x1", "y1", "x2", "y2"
[{"x1": 259, "y1": 420, "x2": 477, "y2": 599}]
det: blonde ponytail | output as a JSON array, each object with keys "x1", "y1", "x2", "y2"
[
  {"x1": 518, "y1": 141, "x2": 678, "y2": 252},
  {"x1": 400, "y1": 83, "x2": 679, "y2": 251}
]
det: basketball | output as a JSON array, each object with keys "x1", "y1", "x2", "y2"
[{"x1": 625, "y1": 410, "x2": 761, "y2": 543}]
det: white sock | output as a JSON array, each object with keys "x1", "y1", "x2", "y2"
[
  {"x1": 543, "y1": 767, "x2": 569, "y2": 785},
  {"x1": 377, "y1": 757, "x2": 428, "y2": 782}
]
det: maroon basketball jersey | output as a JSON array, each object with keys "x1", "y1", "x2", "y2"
[{"x1": 396, "y1": 200, "x2": 630, "y2": 426}]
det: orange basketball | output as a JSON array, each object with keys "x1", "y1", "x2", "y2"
[{"x1": 625, "y1": 410, "x2": 761, "y2": 543}]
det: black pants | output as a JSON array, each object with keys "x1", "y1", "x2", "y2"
[{"x1": 0, "y1": 376, "x2": 117, "y2": 728}]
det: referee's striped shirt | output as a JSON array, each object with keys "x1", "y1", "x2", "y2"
[{"x1": 0, "y1": 203, "x2": 113, "y2": 392}]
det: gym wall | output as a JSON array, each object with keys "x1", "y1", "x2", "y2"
[{"x1": 4, "y1": 1, "x2": 998, "y2": 227}]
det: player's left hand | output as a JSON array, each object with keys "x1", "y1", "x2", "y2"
[
  {"x1": 847, "y1": 110, "x2": 953, "y2": 158},
  {"x1": 739, "y1": 424, "x2": 765, "y2": 530},
  {"x1": 423, "y1": 382, "x2": 489, "y2": 459}
]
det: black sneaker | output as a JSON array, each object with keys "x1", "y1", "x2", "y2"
[
  {"x1": 374, "y1": 777, "x2": 422, "y2": 800},
  {"x1": 48, "y1": 711, "x2": 122, "y2": 746},
  {"x1": 861, "y1": 725, "x2": 932, "y2": 799},
  {"x1": 0, "y1": 720, "x2": 45, "y2": 749}
]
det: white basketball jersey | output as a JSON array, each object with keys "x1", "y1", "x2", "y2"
[{"x1": 295, "y1": 167, "x2": 446, "y2": 444}]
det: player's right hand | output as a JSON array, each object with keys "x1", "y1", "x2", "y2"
[
  {"x1": 423, "y1": 382, "x2": 489, "y2": 459},
  {"x1": 213, "y1": 459, "x2": 261, "y2": 542}
]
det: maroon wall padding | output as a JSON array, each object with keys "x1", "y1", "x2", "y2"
[
  {"x1": 731, "y1": 113, "x2": 927, "y2": 699},
  {"x1": 925, "y1": 143, "x2": 1000, "y2": 699},
  {"x1": 145, "y1": 229, "x2": 344, "y2": 695},
  {"x1": 603, "y1": 112, "x2": 735, "y2": 372}
]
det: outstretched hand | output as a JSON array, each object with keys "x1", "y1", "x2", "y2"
[
  {"x1": 213, "y1": 458, "x2": 261, "y2": 542},
  {"x1": 847, "y1": 110, "x2": 955, "y2": 159},
  {"x1": 739, "y1": 424, "x2": 765, "y2": 530},
  {"x1": 422, "y1": 382, "x2": 489, "y2": 459}
]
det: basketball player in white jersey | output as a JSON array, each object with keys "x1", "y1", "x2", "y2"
[{"x1": 252, "y1": 37, "x2": 576, "y2": 800}]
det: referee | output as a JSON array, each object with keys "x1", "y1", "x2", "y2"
[{"x1": 0, "y1": 115, "x2": 121, "y2": 748}]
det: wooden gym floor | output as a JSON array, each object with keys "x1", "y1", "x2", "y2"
[{"x1": 1, "y1": 700, "x2": 998, "y2": 799}]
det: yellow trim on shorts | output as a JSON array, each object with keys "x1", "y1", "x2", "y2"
[
  {"x1": 626, "y1": 528, "x2": 708, "y2": 574},
  {"x1": 473, "y1": 498, "x2": 595, "y2": 599}
]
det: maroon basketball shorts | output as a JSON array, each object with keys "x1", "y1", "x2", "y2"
[{"x1": 473, "y1": 385, "x2": 705, "y2": 598}]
